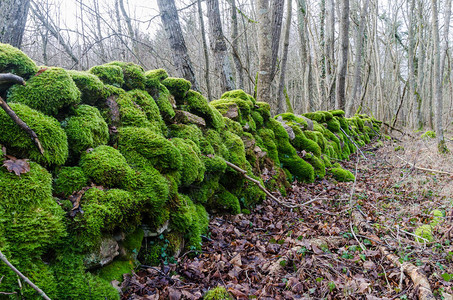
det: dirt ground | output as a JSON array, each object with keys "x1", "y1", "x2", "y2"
[{"x1": 122, "y1": 131, "x2": 453, "y2": 299}]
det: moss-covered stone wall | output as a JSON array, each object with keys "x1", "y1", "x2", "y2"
[{"x1": 0, "y1": 43, "x2": 381, "y2": 299}]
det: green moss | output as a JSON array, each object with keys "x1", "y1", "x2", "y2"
[
  {"x1": 97, "y1": 259, "x2": 135, "y2": 282},
  {"x1": 171, "y1": 138, "x2": 205, "y2": 187},
  {"x1": 211, "y1": 98, "x2": 251, "y2": 122},
  {"x1": 106, "y1": 61, "x2": 145, "y2": 90},
  {"x1": 304, "y1": 153, "x2": 326, "y2": 179},
  {"x1": 234, "y1": 174, "x2": 266, "y2": 207},
  {"x1": 303, "y1": 112, "x2": 326, "y2": 123},
  {"x1": 275, "y1": 113, "x2": 309, "y2": 129},
  {"x1": 53, "y1": 166, "x2": 88, "y2": 197},
  {"x1": 202, "y1": 155, "x2": 227, "y2": 174},
  {"x1": 221, "y1": 89, "x2": 255, "y2": 105},
  {"x1": 0, "y1": 103, "x2": 68, "y2": 165},
  {"x1": 128, "y1": 89, "x2": 166, "y2": 133},
  {"x1": 330, "y1": 110, "x2": 345, "y2": 117},
  {"x1": 209, "y1": 184, "x2": 241, "y2": 214},
  {"x1": 162, "y1": 77, "x2": 191, "y2": 99},
  {"x1": 255, "y1": 101, "x2": 271, "y2": 121},
  {"x1": 326, "y1": 118, "x2": 341, "y2": 132},
  {"x1": 169, "y1": 123, "x2": 203, "y2": 147},
  {"x1": 89, "y1": 64, "x2": 125, "y2": 87},
  {"x1": 287, "y1": 123, "x2": 322, "y2": 157},
  {"x1": 414, "y1": 224, "x2": 434, "y2": 243},
  {"x1": 431, "y1": 210, "x2": 444, "y2": 227},
  {"x1": 0, "y1": 43, "x2": 38, "y2": 80},
  {"x1": 222, "y1": 131, "x2": 247, "y2": 169},
  {"x1": 80, "y1": 145, "x2": 133, "y2": 188},
  {"x1": 115, "y1": 92, "x2": 153, "y2": 129},
  {"x1": 251, "y1": 110, "x2": 264, "y2": 128},
  {"x1": 258, "y1": 128, "x2": 280, "y2": 165},
  {"x1": 421, "y1": 130, "x2": 436, "y2": 139},
  {"x1": 204, "y1": 286, "x2": 233, "y2": 300},
  {"x1": 144, "y1": 68, "x2": 168, "y2": 84},
  {"x1": 7, "y1": 67, "x2": 81, "y2": 117},
  {"x1": 188, "y1": 175, "x2": 220, "y2": 205},
  {"x1": 330, "y1": 167, "x2": 355, "y2": 182},
  {"x1": 62, "y1": 105, "x2": 109, "y2": 157},
  {"x1": 185, "y1": 90, "x2": 225, "y2": 130},
  {"x1": 118, "y1": 127, "x2": 182, "y2": 173},
  {"x1": 267, "y1": 119, "x2": 314, "y2": 183},
  {"x1": 73, "y1": 187, "x2": 141, "y2": 249},
  {"x1": 52, "y1": 252, "x2": 120, "y2": 299},
  {"x1": 68, "y1": 70, "x2": 107, "y2": 105},
  {"x1": 0, "y1": 162, "x2": 67, "y2": 256},
  {"x1": 205, "y1": 129, "x2": 229, "y2": 158}
]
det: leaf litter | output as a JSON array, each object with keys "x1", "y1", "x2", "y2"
[{"x1": 122, "y1": 135, "x2": 453, "y2": 299}]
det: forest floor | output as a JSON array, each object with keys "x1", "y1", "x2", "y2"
[{"x1": 121, "y1": 131, "x2": 453, "y2": 300}]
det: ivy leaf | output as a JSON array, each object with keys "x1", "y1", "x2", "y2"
[{"x1": 3, "y1": 157, "x2": 30, "y2": 177}]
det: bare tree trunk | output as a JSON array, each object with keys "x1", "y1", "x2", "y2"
[
  {"x1": 115, "y1": 0, "x2": 126, "y2": 60},
  {"x1": 277, "y1": 0, "x2": 292, "y2": 114},
  {"x1": 346, "y1": 0, "x2": 369, "y2": 116},
  {"x1": 93, "y1": 0, "x2": 107, "y2": 63},
  {"x1": 270, "y1": 0, "x2": 285, "y2": 79},
  {"x1": 118, "y1": 0, "x2": 139, "y2": 60},
  {"x1": 326, "y1": 0, "x2": 335, "y2": 108},
  {"x1": 297, "y1": 0, "x2": 315, "y2": 112},
  {"x1": 431, "y1": 0, "x2": 448, "y2": 152},
  {"x1": 207, "y1": 0, "x2": 235, "y2": 93},
  {"x1": 157, "y1": 0, "x2": 199, "y2": 90},
  {"x1": 30, "y1": 1, "x2": 79, "y2": 66},
  {"x1": 231, "y1": 0, "x2": 244, "y2": 90},
  {"x1": 197, "y1": 0, "x2": 212, "y2": 101},
  {"x1": 336, "y1": 0, "x2": 349, "y2": 111},
  {"x1": 407, "y1": 0, "x2": 416, "y2": 128},
  {"x1": 0, "y1": 0, "x2": 30, "y2": 49},
  {"x1": 415, "y1": 0, "x2": 425, "y2": 129},
  {"x1": 256, "y1": 0, "x2": 272, "y2": 104}
]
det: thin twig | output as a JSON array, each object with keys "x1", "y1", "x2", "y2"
[
  {"x1": 396, "y1": 155, "x2": 453, "y2": 176},
  {"x1": 0, "y1": 250, "x2": 51, "y2": 300}
]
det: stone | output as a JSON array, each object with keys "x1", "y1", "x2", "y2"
[
  {"x1": 142, "y1": 220, "x2": 169, "y2": 238},
  {"x1": 83, "y1": 237, "x2": 119, "y2": 270},
  {"x1": 173, "y1": 110, "x2": 206, "y2": 127}
]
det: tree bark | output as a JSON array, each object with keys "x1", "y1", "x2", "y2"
[
  {"x1": 326, "y1": 0, "x2": 335, "y2": 108},
  {"x1": 346, "y1": 0, "x2": 369, "y2": 116},
  {"x1": 270, "y1": 0, "x2": 285, "y2": 80},
  {"x1": 336, "y1": 0, "x2": 350, "y2": 111},
  {"x1": 197, "y1": 0, "x2": 213, "y2": 102},
  {"x1": 277, "y1": 0, "x2": 292, "y2": 114},
  {"x1": 206, "y1": 0, "x2": 235, "y2": 93},
  {"x1": 415, "y1": 0, "x2": 425, "y2": 129},
  {"x1": 431, "y1": 0, "x2": 447, "y2": 152},
  {"x1": 230, "y1": 0, "x2": 244, "y2": 90},
  {"x1": 157, "y1": 0, "x2": 199, "y2": 91},
  {"x1": 0, "y1": 0, "x2": 30, "y2": 49},
  {"x1": 256, "y1": 0, "x2": 272, "y2": 104},
  {"x1": 407, "y1": 0, "x2": 416, "y2": 129}
]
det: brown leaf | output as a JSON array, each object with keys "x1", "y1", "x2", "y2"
[
  {"x1": 3, "y1": 157, "x2": 30, "y2": 177},
  {"x1": 35, "y1": 67, "x2": 48, "y2": 76},
  {"x1": 168, "y1": 287, "x2": 182, "y2": 300}
]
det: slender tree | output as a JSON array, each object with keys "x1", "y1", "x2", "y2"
[
  {"x1": 197, "y1": 0, "x2": 212, "y2": 101},
  {"x1": 0, "y1": 0, "x2": 31, "y2": 48},
  {"x1": 206, "y1": 0, "x2": 235, "y2": 93},
  {"x1": 336, "y1": 0, "x2": 350, "y2": 111},
  {"x1": 430, "y1": 0, "x2": 448, "y2": 152},
  {"x1": 277, "y1": 0, "x2": 292, "y2": 114},
  {"x1": 157, "y1": 0, "x2": 199, "y2": 90},
  {"x1": 326, "y1": 0, "x2": 335, "y2": 108},
  {"x1": 256, "y1": 0, "x2": 272, "y2": 104},
  {"x1": 230, "y1": 0, "x2": 244, "y2": 90},
  {"x1": 270, "y1": 0, "x2": 285, "y2": 79},
  {"x1": 346, "y1": 0, "x2": 369, "y2": 116}
]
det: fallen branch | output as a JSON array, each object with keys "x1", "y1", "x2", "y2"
[
  {"x1": 339, "y1": 127, "x2": 367, "y2": 160},
  {"x1": 395, "y1": 155, "x2": 453, "y2": 176},
  {"x1": 0, "y1": 250, "x2": 51, "y2": 300},
  {"x1": 0, "y1": 74, "x2": 44, "y2": 155},
  {"x1": 225, "y1": 160, "x2": 297, "y2": 209},
  {"x1": 382, "y1": 121, "x2": 415, "y2": 137},
  {"x1": 351, "y1": 210, "x2": 434, "y2": 300}
]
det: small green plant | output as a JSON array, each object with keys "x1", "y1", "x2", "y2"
[
  {"x1": 421, "y1": 130, "x2": 436, "y2": 139},
  {"x1": 328, "y1": 281, "x2": 336, "y2": 292}
]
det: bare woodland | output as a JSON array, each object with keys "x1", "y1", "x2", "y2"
[{"x1": 1, "y1": 0, "x2": 453, "y2": 148}]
